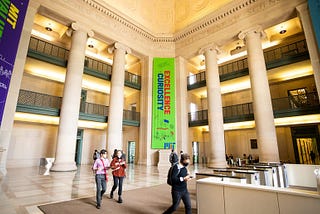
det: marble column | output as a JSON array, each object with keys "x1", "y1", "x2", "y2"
[
  {"x1": 239, "y1": 26, "x2": 279, "y2": 163},
  {"x1": 107, "y1": 42, "x2": 131, "y2": 156},
  {"x1": 296, "y1": 3, "x2": 320, "y2": 101},
  {"x1": 0, "y1": 3, "x2": 38, "y2": 176},
  {"x1": 199, "y1": 45, "x2": 226, "y2": 168},
  {"x1": 175, "y1": 56, "x2": 189, "y2": 155},
  {"x1": 51, "y1": 23, "x2": 94, "y2": 171}
]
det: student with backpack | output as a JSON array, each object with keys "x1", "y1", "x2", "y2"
[{"x1": 164, "y1": 153, "x2": 193, "y2": 214}]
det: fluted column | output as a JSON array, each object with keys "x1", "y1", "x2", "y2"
[
  {"x1": 107, "y1": 42, "x2": 131, "y2": 156},
  {"x1": 239, "y1": 26, "x2": 279, "y2": 163},
  {"x1": 51, "y1": 23, "x2": 94, "y2": 171},
  {"x1": 199, "y1": 45, "x2": 226, "y2": 168},
  {"x1": 296, "y1": 3, "x2": 320, "y2": 101}
]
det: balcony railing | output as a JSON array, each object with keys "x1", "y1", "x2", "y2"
[
  {"x1": 28, "y1": 37, "x2": 69, "y2": 61},
  {"x1": 188, "y1": 39, "x2": 309, "y2": 89},
  {"x1": 188, "y1": 92, "x2": 319, "y2": 126},
  {"x1": 17, "y1": 89, "x2": 62, "y2": 109},
  {"x1": 28, "y1": 37, "x2": 142, "y2": 89},
  {"x1": 84, "y1": 57, "x2": 112, "y2": 76},
  {"x1": 16, "y1": 90, "x2": 140, "y2": 125},
  {"x1": 125, "y1": 71, "x2": 141, "y2": 89}
]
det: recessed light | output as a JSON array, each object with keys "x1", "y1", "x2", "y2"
[
  {"x1": 88, "y1": 44, "x2": 94, "y2": 48},
  {"x1": 279, "y1": 29, "x2": 287, "y2": 34},
  {"x1": 45, "y1": 26, "x2": 52, "y2": 31}
]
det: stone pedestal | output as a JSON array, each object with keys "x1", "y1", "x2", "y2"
[{"x1": 157, "y1": 150, "x2": 171, "y2": 167}]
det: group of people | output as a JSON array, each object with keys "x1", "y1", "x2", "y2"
[
  {"x1": 92, "y1": 149, "x2": 126, "y2": 209},
  {"x1": 92, "y1": 148, "x2": 193, "y2": 213}
]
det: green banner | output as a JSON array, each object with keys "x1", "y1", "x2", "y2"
[{"x1": 152, "y1": 58, "x2": 176, "y2": 149}]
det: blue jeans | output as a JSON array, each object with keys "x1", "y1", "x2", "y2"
[
  {"x1": 95, "y1": 174, "x2": 106, "y2": 206},
  {"x1": 163, "y1": 189, "x2": 191, "y2": 214},
  {"x1": 111, "y1": 176, "x2": 124, "y2": 196}
]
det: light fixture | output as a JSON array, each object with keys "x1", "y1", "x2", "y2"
[
  {"x1": 279, "y1": 26, "x2": 286, "y2": 34},
  {"x1": 45, "y1": 26, "x2": 52, "y2": 31},
  {"x1": 45, "y1": 23, "x2": 52, "y2": 31}
]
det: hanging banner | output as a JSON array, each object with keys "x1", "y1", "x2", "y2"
[
  {"x1": 308, "y1": 0, "x2": 320, "y2": 53},
  {"x1": 0, "y1": 0, "x2": 29, "y2": 126},
  {"x1": 152, "y1": 58, "x2": 176, "y2": 149}
]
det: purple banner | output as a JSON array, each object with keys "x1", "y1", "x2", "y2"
[{"x1": 0, "y1": 0, "x2": 29, "y2": 126}]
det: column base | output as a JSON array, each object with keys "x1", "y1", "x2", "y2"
[{"x1": 50, "y1": 162, "x2": 77, "y2": 172}]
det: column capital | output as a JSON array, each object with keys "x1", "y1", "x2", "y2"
[
  {"x1": 238, "y1": 25, "x2": 266, "y2": 41},
  {"x1": 198, "y1": 44, "x2": 221, "y2": 55},
  {"x1": 66, "y1": 22, "x2": 94, "y2": 38},
  {"x1": 107, "y1": 42, "x2": 132, "y2": 54}
]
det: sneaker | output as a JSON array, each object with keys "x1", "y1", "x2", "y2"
[
  {"x1": 110, "y1": 192, "x2": 113, "y2": 199},
  {"x1": 96, "y1": 204, "x2": 101, "y2": 209},
  {"x1": 118, "y1": 196, "x2": 123, "y2": 203}
]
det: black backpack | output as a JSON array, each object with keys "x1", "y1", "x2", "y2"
[
  {"x1": 167, "y1": 164, "x2": 180, "y2": 186},
  {"x1": 169, "y1": 153, "x2": 178, "y2": 164}
]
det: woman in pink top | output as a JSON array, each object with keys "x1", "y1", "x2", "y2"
[{"x1": 92, "y1": 149, "x2": 110, "y2": 209}]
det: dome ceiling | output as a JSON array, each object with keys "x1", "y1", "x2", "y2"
[{"x1": 98, "y1": 0, "x2": 233, "y2": 34}]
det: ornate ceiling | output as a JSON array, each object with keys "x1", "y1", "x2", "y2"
[{"x1": 98, "y1": 0, "x2": 233, "y2": 34}]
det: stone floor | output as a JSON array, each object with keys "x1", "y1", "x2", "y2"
[{"x1": 0, "y1": 164, "x2": 209, "y2": 214}]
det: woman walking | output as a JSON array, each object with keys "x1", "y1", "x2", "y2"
[
  {"x1": 110, "y1": 149, "x2": 126, "y2": 203},
  {"x1": 92, "y1": 149, "x2": 110, "y2": 209}
]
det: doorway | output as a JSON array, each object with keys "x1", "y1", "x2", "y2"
[
  {"x1": 291, "y1": 126, "x2": 320, "y2": 164},
  {"x1": 127, "y1": 141, "x2": 136, "y2": 164},
  {"x1": 75, "y1": 129, "x2": 84, "y2": 165}
]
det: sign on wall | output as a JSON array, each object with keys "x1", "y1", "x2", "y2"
[
  {"x1": 152, "y1": 58, "x2": 176, "y2": 149},
  {"x1": 0, "y1": 0, "x2": 29, "y2": 126}
]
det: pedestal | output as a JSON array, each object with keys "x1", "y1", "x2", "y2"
[{"x1": 157, "y1": 150, "x2": 171, "y2": 167}]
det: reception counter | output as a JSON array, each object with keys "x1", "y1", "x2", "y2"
[{"x1": 197, "y1": 177, "x2": 320, "y2": 214}]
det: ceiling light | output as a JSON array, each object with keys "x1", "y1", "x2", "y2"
[{"x1": 279, "y1": 29, "x2": 287, "y2": 34}]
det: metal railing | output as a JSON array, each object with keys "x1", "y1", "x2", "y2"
[
  {"x1": 17, "y1": 89, "x2": 62, "y2": 109},
  {"x1": 17, "y1": 90, "x2": 140, "y2": 122},
  {"x1": 188, "y1": 92, "x2": 319, "y2": 124},
  {"x1": 29, "y1": 37, "x2": 69, "y2": 60},
  {"x1": 219, "y1": 58, "x2": 248, "y2": 76},
  {"x1": 125, "y1": 71, "x2": 141, "y2": 87},
  {"x1": 80, "y1": 102, "x2": 109, "y2": 116},
  {"x1": 188, "y1": 39, "x2": 309, "y2": 87},
  {"x1": 84, "y1": 57, "x2": 112, "y2": 76},
  {"x1": 123, "y1": 109, "x2": 140, "y2": 121},
  {"x1": 272, "y1": 92, "x2": 319, "y2": 111},
  {"x1": 264, "y1": 40, "x2": 307, "y2": 63}
]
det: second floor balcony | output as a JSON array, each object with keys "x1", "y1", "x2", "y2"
[
  {"x1": 188, "y1": 92, "x2": 320, "y2": 127},
  {"x1": 187, "y1": 39, "x2": 309, "y2": 90},
  {"x1": 16, "y1": 89, "x2": 140, "y2": 126},
  {"x1": 28, "y1": 36, "x2": 141, "y2": 90}
]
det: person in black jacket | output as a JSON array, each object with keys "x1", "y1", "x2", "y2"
[{"x1": 163, "y1": 153, "x2": 192, "y2": 214}]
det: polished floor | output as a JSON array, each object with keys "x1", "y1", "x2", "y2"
[{"x1": 0, "y1": 163, "x2": 209, "y2": 214}]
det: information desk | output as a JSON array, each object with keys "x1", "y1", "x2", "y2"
[{"x1": 197, "y1": 177, "x2": 320, "y2": 214}]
